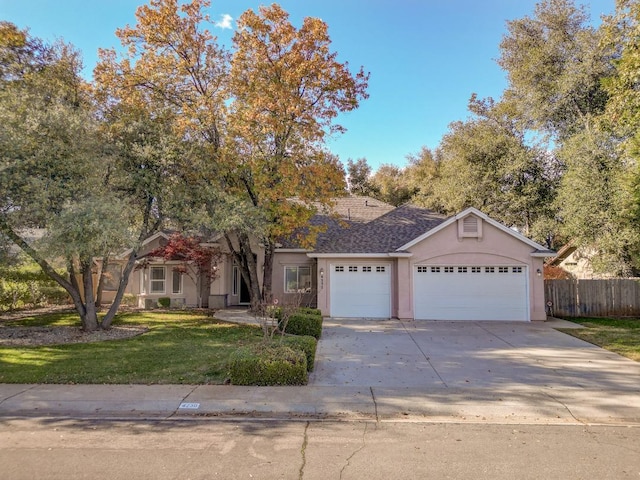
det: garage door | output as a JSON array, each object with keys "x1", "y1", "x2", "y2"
[
  {"x1": 330, "y1": 264, "x2": 391, "y2": 318},
  {"x1": 414, "y1": 265, "x2": 529, "y2": 321}
]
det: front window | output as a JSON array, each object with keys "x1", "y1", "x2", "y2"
[
  {"x1": 285, "y1": 266, "x2": 312, "y2": 293},
  {"x1": 172, "y1": 270, "x2": 182, "y2": 294},
  {"x1": 150, "y1": 266, "x2": 166, "y2": 293}
]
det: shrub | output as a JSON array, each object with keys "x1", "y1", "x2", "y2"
[
  {"x1": 121, "y1": 294, "x2": 138, "y2": 307},
  {"x1": 282, "y1": 313, "x2": 323, "y2": 339},
  {"x1": 157, "y1": 297, "x2": 171, "y2": 308},
  {"x1": 296, "y1": 307, "x2": 322, "y2": 317},
  {"x1": 228, "y1": 344, "x2": 307, "y2": 385},
  {"x1": 280, "y1": 335, "x2": 318, "y2": 371}
]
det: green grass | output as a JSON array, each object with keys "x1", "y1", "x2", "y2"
[
  {"x1": 0, "y1": 310, "x2": 264, "y2": 384},
  {"x1": 559, "y1": 317, "x2": 640, "y2": 362}
]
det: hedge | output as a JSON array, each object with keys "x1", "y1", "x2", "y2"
[
  {"x1": 280, "y1": 335, "x2": 318, "y2": 372},
  {"x1": 281, "y1": 313, "x2": 323, "y2": 339},
  {"x1": 227, "y1": 344, "x2": 307, "y2": 386},
  {"x1": 296, "y1": 307, "x2": 322, "y2": 317}
]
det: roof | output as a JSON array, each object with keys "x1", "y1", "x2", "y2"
[
  {"x1": 544, "y1": 241, "x2": 577, "y2": 266},
  {"x1": 314, "y1": 204, "x2": 447, "y2": 254},
  {"x1": 317, "y1": 196, "x2": 396, "y2": 223},
  {"x1": 277, "y1": 196, "x2": 395, "y2": 249}
]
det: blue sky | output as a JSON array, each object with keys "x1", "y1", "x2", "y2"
[{"x1": 1, "y1": 0, "x2": 615, "y2": 171}]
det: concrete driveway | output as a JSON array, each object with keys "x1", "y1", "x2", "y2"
[{"x1": 309, "y1": 318, "x2": 640, "y2": 391}]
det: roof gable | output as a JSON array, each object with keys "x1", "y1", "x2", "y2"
[{"x1": 397, "y1": 207, "x2": 551, "y2": 254}]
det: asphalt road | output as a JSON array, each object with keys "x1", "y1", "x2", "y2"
[{"x1": 2, "y1": 418, "x2": 640, "y2": 480}]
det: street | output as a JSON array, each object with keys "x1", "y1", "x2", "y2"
[{"x1": 2, "y1": 418, "x2": 640, "y2": 480}]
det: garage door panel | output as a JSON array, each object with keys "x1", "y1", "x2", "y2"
[
  {"x1": 330, "y1": 264, "x2": 391, "y2": 318},
  {"x1": 414, "y1": 266, "x2": 528, "y2": 321}
]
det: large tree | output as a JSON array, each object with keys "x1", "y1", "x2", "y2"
[
  {"x1": 98, "y1": 0, "x2": 368, "y2": 308},
  {"x1": 0, "y1": 22, "x2": 177, "y2": 330}
]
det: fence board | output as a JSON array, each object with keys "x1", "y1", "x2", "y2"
[{"x1": 545, "y1": 279, "x2": 640, "y2": 317}]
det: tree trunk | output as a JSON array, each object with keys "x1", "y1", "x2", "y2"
[
  {"x1": 262, "y1": 240, "x2": 275, "y2": 303},
  {"x1": 100, "y1": 249, "x2": 139, "y2": 329},
  {"x1": 226, "y1": 232, "x2": 262, "y2": 310},
  {"x1": 80, "y1": 259, "x2": 99, "y2": 332}
]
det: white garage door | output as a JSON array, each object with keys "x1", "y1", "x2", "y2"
[
  {"x1": 330, "y1": 264, "x2": 391, "y2": 318},
  {"x1": 414, "y1": 265, "x2": 529, "y2": 321}
]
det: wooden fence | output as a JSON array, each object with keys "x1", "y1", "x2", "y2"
[{"x1": 544, "y1": 278, "x2": 640, "y2": 317}]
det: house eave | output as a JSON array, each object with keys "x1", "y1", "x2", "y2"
[
  {"x1": 307, "y1": 252, "x2": 394, "y2": 258},
  {"x1": 275, "y1": 248, "x2": 310, "y2": 253}
]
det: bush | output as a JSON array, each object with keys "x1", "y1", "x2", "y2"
[
  {"x1": 121, "y1": 294, "x2": 138, "y2": 307},
  {"x1": 228, "y1": 344, "x2": 307, "y2": 385},
  {"x1": 280, "y1": 335, "x2": 318, "y2": 371},
  {"x1": 296, "y1": 307, "x2": 322, "y2": 317},
  {"x1": 157, "y1": 297, "x2": 171, "y2": 308},
  {"x1": 282, "y1": 313, "x2": 323, "y2": 339}
]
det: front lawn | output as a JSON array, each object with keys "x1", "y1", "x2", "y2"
[
  {"x1": 0, "y1": 310, "x2": 264, "y2": 384},
  {"x1": 559, "y1": 317, "x2": 640, "y2": 362}
]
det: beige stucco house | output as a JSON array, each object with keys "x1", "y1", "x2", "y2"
[{"x1": 104, "y1": 197, "x2": 552, "y2": 321}]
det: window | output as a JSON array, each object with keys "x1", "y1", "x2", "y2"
[
  {"x1": 335, "y1": 266, "x2": 344, "y2": 272},
  {"x1": 285, "y1": 266, "x2": 312, "y2": 293},
  {"x1": 471, "y1": 267, "x2": 481, "y2": 273},
  {"x1": 150, "y1": 267, "x2": 166, "y2": 293},
  {"x1": 444, "y1": 266, "x2": 454, "y2": 273},
  {"x1": 498, "y1": 267, "x2": 509, "y2": 273},
  {"x1": 417, "y1": 266, "x2": 428, "y2": 273},
  {"x1": 485, "y1": 267, "x2": 495, "y2": 273},
  {"x1": 458, "y1": 267, "x2": 468, "y2": 273},
  {"x1": 349, "y1": 266, "x2": 358, "y2": 272},
  {"x1": 431, "y1": 267, "x2": 441, "y2": 273},
  {"x1": 232, "y1": 266, "x2": 239, "y2": 296},
  {"x1": 172, "y1": 270, "x2": 182, "y2": 294},
  {"x1": 362, "y1": 266, "x2": 372, "y2": 272},
  {"x1": 376, "y1": 266, "x2": 386, "y2": 273},
  {"x1": 512, "y1": 267, "x2": 523, "y2": 273}
]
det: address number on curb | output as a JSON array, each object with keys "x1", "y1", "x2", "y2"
[{"x1": 179, "y1": 402, "x2": 200, "y2": 409}]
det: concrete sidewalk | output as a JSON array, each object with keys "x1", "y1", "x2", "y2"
[{"x1": 2, "y1": 383, "x2": 640, "y2": 425}]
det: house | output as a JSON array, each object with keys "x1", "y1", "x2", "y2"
[
  {"x1": 544, "y1": 242, "x2": 606, "y2": 279},
  {"x1": 103, "y1": 197, "x2": 553, "y2": 321}
]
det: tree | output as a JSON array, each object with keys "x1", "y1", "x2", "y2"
[
  {"x1": 346, "y1": 157, "x2": 376, "y2": 196},
  {"x1": 405, "y1": 147, "x2": 441, "y2": 210},
  {"x1": 498, "y1": 0, "x2": 610, "y2": 141},
  {"x1": 225, "y1": 4, "x2": 368, "y2": 306},
  {"x1": 369, "y1": 164, "x2": 414, "y2": 207},
  {"x1": 0, "y1": 23, "x2": 169, "y2": 330},
  {"x1": 100, "y1": 0, "x2": 369, "y2": 309},
  {"x1": 146, "y1": 234, "x2": 224, "y2": 308}
]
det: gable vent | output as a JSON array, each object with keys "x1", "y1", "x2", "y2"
[
  {"x1": 463, "y1": 216, "x2": 478, "y2": 234},
  {"x1": 458, "y1": 214, "x2": 482, "y2": 239}
]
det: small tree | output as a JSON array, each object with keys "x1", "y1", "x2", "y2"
[{"x1": 147, "y1": 234, "x2": 224, "y2": 308}]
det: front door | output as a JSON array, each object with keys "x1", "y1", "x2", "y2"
[{"x1": 239, "y1": 274, "x2": 251, "y2": 304}]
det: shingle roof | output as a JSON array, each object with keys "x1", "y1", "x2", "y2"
[
  {"x1": 277, "y1": 196, "x2": 395, "y2": 249},
  {"x1": 315, "y1": 204, "x2": 448, "y2": 253},
  {"x1": 316, "y1": 196, "x2": 396, "y2": 223}
]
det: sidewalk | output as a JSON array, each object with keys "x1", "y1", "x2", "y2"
[{"x1": 2, "y1": 383, "x2": 640, "y2": 425}]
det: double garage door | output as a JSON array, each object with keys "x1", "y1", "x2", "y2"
[
  {"x1": 414, "y1": 265, "x2": 529, "y2": 321},
  {"x1": 329, "y1": 263, "x2": 529, "y2": 321}
]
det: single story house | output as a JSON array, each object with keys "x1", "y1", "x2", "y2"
[{"x1": 104, "y1": 196, "x2": 553, "y2": 321}]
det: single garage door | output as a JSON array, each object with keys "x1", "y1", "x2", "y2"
[
  {"x1": 414, "y1": 265, "x2": 529, "y2": 321},
  {"x1": 330, "y1": 264, "x2": 391, "y2": 318}
]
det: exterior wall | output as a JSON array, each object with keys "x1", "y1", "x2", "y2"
[
  {"x1": 135, "y1": 262, "x2": 200, "y2": 308},
  {"x1": 558, "y1": 250, "x2": 600, "y2": 279},
  {"x1": 272, "y1": 251, "x2": 317, "y2": 308},
  {"x1": 405, "y1": 219, "x2": 546, "y2": 321}
]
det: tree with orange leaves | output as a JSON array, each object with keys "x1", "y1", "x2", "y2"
[{"x1": 95, "y1": 0, "x2": 369, "y2": 308}]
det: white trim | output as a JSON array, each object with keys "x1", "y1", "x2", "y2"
[
  {"x1": 388, "y1": 252, "x2": 413, "y2": 258},
  {"x1": 149, "y1": 266, "x2": 166, "y2": 294},
  {"x1": 531, "y1": 251, "x2": 555, "y2": 257},
  {"x1": 276, "y1": 248, "x2": 310, "y2": 253},
  {"x1": 397, "y1": 207, "x2": 549, "y2": 252}
]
